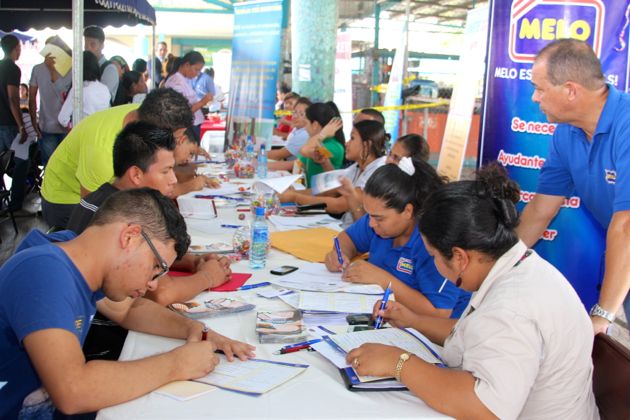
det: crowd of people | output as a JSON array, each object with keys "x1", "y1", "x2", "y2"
[{"x1": 0, "y1": 32, "x2": 628, "y2": 420}]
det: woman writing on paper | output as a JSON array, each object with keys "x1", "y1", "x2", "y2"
[
  {"x1": 325, "y1": 158, "x2": 470, "y2": 318},
  {"x1": 279, "y1": 120, "x2": 387, "y2": 226},
  {"x1": 346, "y1": 164, "x2": 598, "y2": 419}
]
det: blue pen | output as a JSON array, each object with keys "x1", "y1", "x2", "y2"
[
  {"x1": 333, "y1": 237, "x2": 344, "y2": 270},
  {"x1": 221, "y1": 224, "x2": 243, "y2": 229},
  {"x1": 374, "y1": 282, "x2": 392, "y2": 329},
  {"x1": 238, "y1": 282, "x2": 271, "y2": 290},
  {"x1": 195, "y1": 194, "x2": 246, "y2": 202}
]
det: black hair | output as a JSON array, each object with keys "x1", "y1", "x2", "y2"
[
  {"x1": 278, "y1": 82, "x2": 291, "y2": 95},
  {"x1": 1, "y1": 34, "x2": 19, "y2": 55},
  {"x1": 295, "y1": 97, "x2": 312, "y2": 108},
  {"x1": 83, "y1": 51, "x2": 101, "y2": 82},
  {"x1": 205, "y1": 67, "x2": 214, "y2": 78},
  {"x1": 83, "y1": 26, "x2": 105, "y2": 42},
  {"x1": 179, "y1": 51, "x2": 205, "y2": 68},
  {"x1": 184, "y1": 126, "x2": 200, "y2": 145},
  {"x1": 164, "y1": 56, "x2": 181, "y2": 81},
  {"x1": 122, "y1": 70, "x2": 142, "y2": 94},
  {"x1": 90, "y1": 188, "x2": 190, "y2": 260},
  {"x1": 419, "y1": 162, "x2": 520, "y2": 260},
  {"x1": 396, "y1": 134, "x2": 430, "y2": 162},
  {"x1": 364, "y1": 158, "x2": 444, "y2": 217},
  {"x1": 305, "y1": 102, "x2": 345, "y2": 146},
  {"x1": 284, "y1": 92, "x2": 300, "y2": 101},
  {"x1": 113, "y1": 121, "x2": 176, "y2": 178},
  {"x1": 19, "y1": 83, "x2": 28, "y2": 91},
  {"x1": 358, "y1": 108, "x2": 385, "y2": 124},
  {"x1": 132, "y1": 58, "x2": 147, "y2": 73},
  {"x1": 137, "y1": 88, "x2": 193, "y2": 130},
  {"x1": 353, "y1": 120, "x2": 386, "y2": 159}
]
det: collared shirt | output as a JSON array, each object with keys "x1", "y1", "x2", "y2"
[
  {"x1": 537, "y1": 84, "x2": 630, "y2": 229},
  {"x1": 165, "y1": 71, "x2": 204, "y2": 126},
  {"x1": 346, "y1": 215, "x2": 469, "y2": 317},
  {"x1": 58, "y1": 81, "x2": 111, "y2": 127},
  {"x1": 442, "y1": 241, "x2": 598, "y2": 419},
  {"x1": 192, "y1": 72, "x2": 216, "y2": 102},
  {"x1": 340, "y1": 156, "x2": 387, "y2": 227}
]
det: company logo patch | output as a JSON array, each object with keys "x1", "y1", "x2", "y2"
[
  {"x1": 396, "y1": 257, "x2": 413, "y2": 275},
  {"x1": 508, "y1": 0, "x2": 604, "y2": 63},
  {"x1": 74, "y1": 316, "x2": 85, "y2": 332},
  {"x1": 605, "y1": 169, "x2": 616, "y2": 184}
]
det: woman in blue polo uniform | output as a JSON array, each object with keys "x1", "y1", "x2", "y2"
[{"x1": 325, "y1": 157, "x2": 470, "y2": 318}]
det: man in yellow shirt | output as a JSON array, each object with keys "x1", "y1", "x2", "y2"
[{"x1": 41, "y1": 88, "x2": 192, "y2": 228}]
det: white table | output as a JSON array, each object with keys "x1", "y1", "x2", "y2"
[{"x1": 97, "y1": 178, "x2": 451, "y2": 420}]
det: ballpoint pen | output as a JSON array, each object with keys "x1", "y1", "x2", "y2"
[
  {"x1": 221, "y1": 224, "x2": 244, "y2": 229},
  {"x1": 374, "y1": 282, "x2": 392, "y2": 329},
  {"x1": 237, "y1": 282, "x2": 271, "y2": 290},
  {"x1": 273, "y1": 339, "x2": 323, "y2": 354},
  {"x1": 333, "y1": 237, "x2": 344, "y2": 271},
  {"x1": 195, "y1": 194, "x2": 246, "y2": 201}
]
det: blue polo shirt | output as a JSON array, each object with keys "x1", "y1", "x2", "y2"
[
  {"x1": 537, "y1": 85, "x2": 630, "y2": 229},
  {"x1": 346, "y1": 215, "x2": 470, "y2": 317}
]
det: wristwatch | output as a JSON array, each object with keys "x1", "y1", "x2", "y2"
[
  {"x1": 394, "y1": 352, "x2": 411, "y2": 382},
  {"x1": 589, "y1": 303, "x2": 615, "y2": 323}
]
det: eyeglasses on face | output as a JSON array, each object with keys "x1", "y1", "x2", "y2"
[{"x1": 140, "y1": 230, "x2": 169, "y2": 281}]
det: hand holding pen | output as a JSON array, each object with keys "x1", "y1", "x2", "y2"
[{"x1": 374, "y1": 282, "x2": 393, "y2": 329}]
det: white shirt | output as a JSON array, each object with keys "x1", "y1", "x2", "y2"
[
  {"x1": 442, "y1": 241, "x2": 599, "y2": 420},
  {"x1": 57, "y1": 81, "x2": 111, "y2": 128},
  {"x1": 341, "y1": 156, "x2": 387, "y2": 228},
  {"x1": 164, "y1": 72, "x2": 204, "y2": 126}
]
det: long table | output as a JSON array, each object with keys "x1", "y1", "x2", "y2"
[{"x1": 97, "y1": 175, "x2": 451, "y2": 420}]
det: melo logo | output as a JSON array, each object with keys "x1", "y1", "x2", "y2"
[{"x1": 508, "y1": 0, "x2": 605, "y2": 63}]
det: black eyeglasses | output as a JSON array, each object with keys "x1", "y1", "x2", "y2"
[{"x1": 140, "y1": 230, "x2": 169, "y2": 281}]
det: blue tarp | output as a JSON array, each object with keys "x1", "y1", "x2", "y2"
[{"x1": 0, "y1": 0, "x2": 156, "y2": 32}]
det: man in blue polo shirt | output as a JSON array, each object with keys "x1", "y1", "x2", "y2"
[{"x1": 517, "y1": 39, "x2": 630, "y2": 334}]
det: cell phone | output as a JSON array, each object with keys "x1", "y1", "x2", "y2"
[
  {"x1": 270, "y1": 265, "x2": 298, "y2": 276},
  {"x1": 347, "y1": 325, "x2": 375, "y2": 332},
  {"x1": 346, "y1": 313, "x2": 374, "y2": 325}
]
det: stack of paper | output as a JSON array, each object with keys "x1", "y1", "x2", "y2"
[
  {"x1": 270, "y1": 228, "x2": 344, "y2": 263},
  {"x1": 154, "y1": 381, "x2": 216, "y2": 401},
  {"x1": 297, "y1": 291, "x2": 383, "y2": 314},
  {"x1": 268, "y1": 214, "x2": 341, "y2": 231},
  {"x1": 269, "y1": 263, "x2": 383, "y2": 294}
]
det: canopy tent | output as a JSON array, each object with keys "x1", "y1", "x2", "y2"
[{"x1": 0, "y1": 0, "x2": 155, "y2": 31}]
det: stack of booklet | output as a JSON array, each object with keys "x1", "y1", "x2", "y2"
[
  {"x1": 255, "y1": 309, "x2": 308, "y2": 344},
  {"x1": 170, "y1": 298, "x2": 254, "y2": 319}
]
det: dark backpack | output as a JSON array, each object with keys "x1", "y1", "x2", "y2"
[{"x1": 100, "y1": 60, "x2": 127, "y2": 106}]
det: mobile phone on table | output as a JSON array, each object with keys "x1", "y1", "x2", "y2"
[
  {"x1": 270, "y1": 265, "x2": 298, "y2": 276},
  {"x1": 348, "y1": 325, "x2": 374, "y2": 332},
  {"x1": 346, "y1": 313, "x2": 374, "y2": 325}
]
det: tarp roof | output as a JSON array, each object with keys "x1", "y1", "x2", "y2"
[{"x1": 0, "y1": 0, "x2": 156, "y2": 32}]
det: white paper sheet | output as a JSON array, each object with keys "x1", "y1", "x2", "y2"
[
  {"x1": 297, "y1": 291, "x2": 383, "y2": 314},
  {"x1": 253, "y1": 174, "x2": 303, "y2": 193},
  {"x1": 269, "y1": 263, "x2": 383, "y2": 294},
  {"x1": 194, "y1": 355, "x2": 308, "y2": 395},
  {"x1": 268, "y1": 214, "x2": 341, "y2": 231}
]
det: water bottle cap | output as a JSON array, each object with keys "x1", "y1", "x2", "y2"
[{"x1": 255, "y1": 206, "x2": 265, "y2": 216}]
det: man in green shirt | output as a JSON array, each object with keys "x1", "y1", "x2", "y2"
[{"x1": 41, "y1": 89, "x2": 193, "y2": 228}]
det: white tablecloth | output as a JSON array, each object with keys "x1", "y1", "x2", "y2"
[{"x1": 97, "y1": 180, "x2": 451, "y2": 420}]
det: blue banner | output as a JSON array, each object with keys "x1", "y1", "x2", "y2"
[
  {"x1": 479, "y1": 0, "x2": 630, "y2": 308},
  {"x1": 228, "y1": 0, "x2": 283, "y2": 120}
]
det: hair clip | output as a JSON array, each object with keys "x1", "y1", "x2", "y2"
[{"x1": 398, "y1": 156, "x2": 415, "y2": 176}]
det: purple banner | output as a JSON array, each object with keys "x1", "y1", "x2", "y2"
[{"x1": 479, "y1": 0, "x2": 630, "y2": 308}]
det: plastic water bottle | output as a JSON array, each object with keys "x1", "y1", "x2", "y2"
[
  {"x1": 245, "y1": 135, "x2": 254, "y2": 159},
  {"x1": 250, "y1": 207, "x2": 269, "y2": 269},
  {"x1": 257, "y1": 144, "x2": 268, "y2": 179}
]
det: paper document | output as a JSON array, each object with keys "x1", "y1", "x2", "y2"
[
  {"x1": 40, "y1": 35, "x2": 72, "y2": 76},
  {"x1": 270, "y1": 262, "x2": 383, "y2": 294},
  {"x1": 268, "y1": 214, "x2": 341, "y2": 231},
  {"x1": 253, "y1": 174, "x2": 303, "y2": 193},
  {"x1": 297, "y1": 291, "x2": 383, "y2": 314},
  {"x1": 311, "y1": 168, "x2": 351, "y2": 195},
  {"x1": 177, "y1": 196, "x2": 217, "y2": 219},
  {"x1": 11, "y1": 133, "x2": 35, "y2": 160},
  {"x1": 154, "y1": 381, "x2": 216, "y2": 401},
  {"x1": 194, "y1": 355, "x2": 308, "y2": 395}
]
